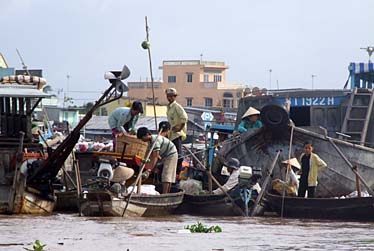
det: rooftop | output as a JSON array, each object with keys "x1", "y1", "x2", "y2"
[
  {"x1": 160, "y1": 60, "x2": 228, "y2": 69},
  {"x1": 217, "y1": 82, "x2": 247, "y2": 90}
]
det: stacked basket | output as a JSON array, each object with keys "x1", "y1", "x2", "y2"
[{"x1": 115, "y1": 134, "x2": 149, "y2": 158}]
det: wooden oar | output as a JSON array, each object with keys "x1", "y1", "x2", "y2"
[
  {"x1": 327, "y1": 137, "x2": 374, "y2": 196},
  {"x1": 250, "y1": 150, "x2": 281, "y2": 217},
  {"x1": 183, "y1": 146, "x2": 247, "y2": 217},
  {"x1": 121, "y1": 128, "x2": 163, "y2": 217}
]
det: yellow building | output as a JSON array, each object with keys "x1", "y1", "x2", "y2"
[{"x1": 127, "y1": 60, "x2": 247, "y2": 109}]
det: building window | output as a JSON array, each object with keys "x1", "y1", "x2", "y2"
[
  {"x1": 223, "y1": 99, "x2": 233, "y2": 108},
  {"x1": 205, "y1": 98, "x2": 213, "y2": 107},
  {"x1": 213, "y1": 74, "x2": 222, "y2": 82},
  {"x1": 223, "y1": 92, "x2": 233, "y2": 108},
  {"x1": 187, "y1": 73, "x2": 193, "y2": 83},
  {"x1": 128, "y1": 82, "x2": 145, "y2": 89},
  {"x1": 168, "y1": 76, "x2": 176, "y2": 83},
  {"x1": 186, "y1": 97, "x2": 193, "y2": 106},
  {"x1": 147, "y1": 82, "x2": 160, "y2": 88},
  {"x1": 100, "y1": 107, "x2": 108, "y2": 116},
  {"x1": 204, "y1": 74, "x2": 209, "y2": 82}
]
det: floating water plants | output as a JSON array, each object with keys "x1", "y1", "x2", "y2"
[
  {"x1": 24, "y1": 240, "x2": 46, "y2": 251},
  {"x1": 185, "y1": 222, "x2": 222, "y2": 233}
]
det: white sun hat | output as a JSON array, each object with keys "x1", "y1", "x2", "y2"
[
  {"x1": 242, "y1": 107, "x2": 260, "y2": 119},
  {"x1": 281, "y1": 158, "x2": 301, "y2": 170}
]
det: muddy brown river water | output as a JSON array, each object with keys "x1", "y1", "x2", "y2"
[{"x1": 0, "y1": 214, "x2": 373, "y2": 251}]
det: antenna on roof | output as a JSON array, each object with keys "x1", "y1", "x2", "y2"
[
  {"x1": 360, "y1": 46, "x2": 374, "y2": 63},
  {"x1": 16, "y1": 48, "x2": 31, "y2": 76}
]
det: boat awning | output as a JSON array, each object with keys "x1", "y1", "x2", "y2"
[
  {"x1": 350, "y1": 62, "x2": 374, "y2": 74},
  {"x1": 0, "y1": 84, "x2": 50, "y2": 98},
  {"x1": 349, "y1": 63, "x2": 374, "y2": 89}
]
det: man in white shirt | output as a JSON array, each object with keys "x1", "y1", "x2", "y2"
[{"x1": 213, "y1": 158, "x2": 241, "y2": 195}]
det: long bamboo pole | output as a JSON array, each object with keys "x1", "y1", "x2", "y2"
[
  {"x1": 145, "y1": 16, "x2": 157, "y2": 131},
  {"x1": 327, "y1": 137, "x2": 374, "y2": 195},
  {"x1": 250, "y1": 150, "x2": 281, "y2": 217},
  {"x1": 122, "y1": 128, "x2": 163, "y2": 217}
]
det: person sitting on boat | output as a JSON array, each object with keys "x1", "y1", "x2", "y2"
[
  {"x1": 110, "y1": 163, "x2": 135, "y2": 194},
  {"x1": 235, "y1": 107, "x2": 262, "y2": 134},
  {"x1": 212, "y1": 158, "x2": 241, "y2": 195},
  {"x1": 298, "y1": 142, "x2": 327, "y2": 198},
  {"x1": 137, "y1": 127, "x2": 178, "y2": 194},
  {"x1": 108, "y1": 101, "x2": 143, "y2": 151},
  {"x1": 271, "y1": 158, "x2": 301, "y2": 196}
]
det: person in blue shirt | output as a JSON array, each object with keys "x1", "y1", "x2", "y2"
[
  {"x1": 108, "y1": 101, "x2": 143, "y2": 150},
  {"x1": 237, "y1": 107, "x2": 262, "y2": 133}
]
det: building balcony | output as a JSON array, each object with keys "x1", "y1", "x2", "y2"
[
  {"x1": 128, "y1": 81, "x2": 162, "y2": 89},
  {"x1": 201, "y1": 82, "x2": 218, "y2": 89}
]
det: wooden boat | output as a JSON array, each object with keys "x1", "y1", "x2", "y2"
[
  {"x1": 19, "y1": 191, "x2": 55, "y2": 214},
  {"x1": 80, "y1": 188, "x2": 184, "y2": 217},
  {"x1": 0, "y1": 69, "x2": 55, "y2": 214},
  {"x1": 220, "y1": 102, "x2": 374, "y2": 198},
  {"x1": 80, "y1": 191, "x2": 146, "y2": 217},
  {"x1": 264, "y1": 192, "x2": 374, "y2": 221},
  {"x1": 55, "y1": 191, "x2": 78, "y2": 212},
  {"x1": 177, "y1": 193, "x2": 243, "y2": 216}
]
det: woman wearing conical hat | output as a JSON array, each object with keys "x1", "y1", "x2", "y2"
[
  {"x1": 271, "y1": 158, "x2": 301, "y2": 196},
  {"x1": 237, "y1": 107, "x2": 263, "y2": 133}
]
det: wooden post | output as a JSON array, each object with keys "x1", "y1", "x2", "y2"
[
  {"x1": 137, "y1": 176, "x2": 142, "y2": 194},
  {"x1": 145, "y1": 16, "x2": 158, "y2": 131},
  {"x1": 353, "y1": 166, "x2": 362, "y2": 197},
  {"x1": 73, "y1": 155, "x2": 83, "y2": 216}
]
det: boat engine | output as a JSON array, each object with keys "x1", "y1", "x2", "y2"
[
  {"x1": 238, "y1": 166, "x2": 262, "y2": 189},
  {"x1": 238, "y1": 165, "x2": 262, "y2": 216},
  {"x1": 97, "y1": 159, "x2": 114, "y2": 181}
]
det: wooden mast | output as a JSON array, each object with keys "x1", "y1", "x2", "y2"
[{"x1": 145, "y1": 16, "x2": 158, "y2": 131}]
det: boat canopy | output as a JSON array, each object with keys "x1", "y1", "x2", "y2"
[
  {"x1": 0, "y1": 84, "x2": 50, "y2": 98},
  {"x1": 349, "y1": 62, "x2": 374, "y2": 89}
]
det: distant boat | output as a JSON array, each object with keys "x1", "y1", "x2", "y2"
[{"x1": 265, "y1": 192, "x2": 374, "y2": 221}]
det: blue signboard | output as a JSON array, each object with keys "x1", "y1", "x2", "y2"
[{"x1": 275, "y1": 96, "x2": 345, "y2": 107}]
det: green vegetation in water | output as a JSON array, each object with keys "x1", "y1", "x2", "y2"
[
  {"x1": 24, "y1": 240, "x2": 46, "y2": 251},
  {"x1": 185, "y1": 222, "x2": 222, "y2": 233},
  {"x1": 343, "y1": 239, "x2": 374, "y2": 243}
]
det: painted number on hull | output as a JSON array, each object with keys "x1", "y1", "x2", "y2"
[
  {"x1": 297, "y1": 97, "x2": 335, "y2": 106},
  {"x1": 276, "y1": 96, "x2": 344, "y2": 107}
]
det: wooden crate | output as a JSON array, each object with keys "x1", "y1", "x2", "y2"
[{"x1": 115, "y1": 134, "x2": 149, "y2": 158}]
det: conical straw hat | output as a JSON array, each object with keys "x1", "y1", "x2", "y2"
[
  {"x1": 112, "y1": 165, "x2": 134, "y2": 183},
  {"x1": 281, "y1": 158, "x2": 301, "y2": 170},
  {"x1": 242, "y1": 107, "x2": 260, "y2": 119}
]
